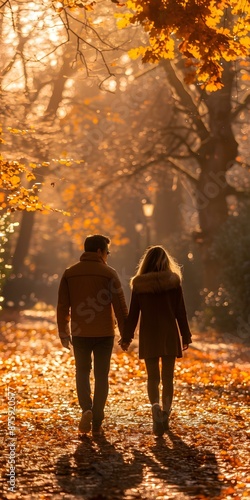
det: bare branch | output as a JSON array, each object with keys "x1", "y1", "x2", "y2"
[
  {"x1": 161, "y1": 60, "x2": 210, "y2": 142},
  {"x1": 66, "y1": 9, "x2": 116, "y2": 50},
  {"x1": 0, "y1": 53, "x2": 18, "y2": 83},
  {"x1": 167, "y1": 131, "x2": 200, "y2": 160},
  {"x1": 61, "y1": 9, "x2": 114, "y2": 78},
  {"x1": 231, "y1": 93, "x2": 250, "y2": 120},
  {"x1": 78, "y1": 152, "x2": 199, "y2": 209},
  {"x1": 167, "y1": 157, "x2": 198, "y2": 182}
]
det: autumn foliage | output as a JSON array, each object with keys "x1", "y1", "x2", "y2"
[
  {"x1": 0, "y1": 155, "x2": 70, "y2": 214},
  {"x1": 0, "y1": 312, "x2": 250, "y2": 498},
  {"x1": 52, "y1": 0, "x2": 250, "y2": 91},
  {"x1": 117, "y1": 0, "x2": 250, "y2": 90}
]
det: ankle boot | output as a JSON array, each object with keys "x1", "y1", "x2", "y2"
[
  {"x1": 152, "y1": 403, "x2": 164, "y2": 437},
  {"x1": 162, "y1": 411, "x2": 169, "y2": 432}
]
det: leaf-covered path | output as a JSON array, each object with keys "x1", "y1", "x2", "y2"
[{"x1": 0, "y1": 310, "x2": 249, "y2": 500}]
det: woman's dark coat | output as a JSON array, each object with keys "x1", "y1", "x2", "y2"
[{"x1": 122, "y1": 271, "x2": 192, "y2": 359}]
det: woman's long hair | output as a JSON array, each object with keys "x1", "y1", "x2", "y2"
[{"x1": 133, "y1": 245, "x2": 182, "y2": 281}]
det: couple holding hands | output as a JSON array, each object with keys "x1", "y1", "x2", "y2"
[{"x1": 57, "y1": 234, "x2": 192, "y2": 438}]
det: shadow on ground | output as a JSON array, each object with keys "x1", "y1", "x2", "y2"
[{"x1": 55, "y1": 429, "x2": 225, "y2": 499}]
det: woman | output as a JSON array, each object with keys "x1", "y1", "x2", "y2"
[{"x1": 119, "y1": 245, "x2": 192, "y2": 436}]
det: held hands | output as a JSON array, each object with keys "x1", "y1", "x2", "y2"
[
  {"x1": 119, "y1": 340, "x2": 189, "y2": 352},
  {"x1": 118, "y1": 338, "x2": 131, "y2": 352},
  {"x1": 61, "y1": 336, "x2": 72, "y2": 350}
]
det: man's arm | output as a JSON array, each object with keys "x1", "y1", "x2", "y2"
[
  {"x1": 110, "y1": 273, "x2": 128, "y2": 335},
  {"x1": 120, "y1": 291, "x2": 140, "y2": 345},
  {"x1": 57, "y1": 274, "x2": 72, "y2": 348}
]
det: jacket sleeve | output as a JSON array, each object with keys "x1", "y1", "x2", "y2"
[
  {"x1": 110, "y1": 272, "x2": 128, "y2": 335},
  {"x1": 175, "y1": 286, "x2": 192, "y2": 345},
  {"x1": 57, "y1": 274, "x2": 71, "y2": 339},
  {"x1": 121, "y1": 291, "x2": 140, "y2": 343}
]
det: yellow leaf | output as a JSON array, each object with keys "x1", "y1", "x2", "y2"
[
  {"x1": 10, "y1": 175, "x2": 20, "y2": 186},
  {"x1": 128, "y1": 47, "x2": 146, "y2": 59},
  {"x1": 116, "y1": 15, "x2": 132, "y2": 29},
  {"x1": 126, "y1": 1, "x2": 137, "y2": 9},
  {"x1": 242, "y1": 73, "x2": 250, "y2": 81},
  {"x1": 26, "y1": 172, "x2": 36, "y2": 181}
]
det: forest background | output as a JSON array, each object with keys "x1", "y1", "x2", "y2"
[{"x1": 0, "y1": 0, "x2": 250, "y2": 340}]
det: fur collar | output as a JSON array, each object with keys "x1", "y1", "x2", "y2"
[{"x1": 132, "y1": 271, "x2": 180, "y2": 294}]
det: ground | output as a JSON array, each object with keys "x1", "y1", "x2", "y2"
[{"x1": 0, "y1": 307, "x2": 249, "y2": 500}]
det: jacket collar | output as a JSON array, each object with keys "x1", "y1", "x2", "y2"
[
  {"x1": 132, "y1": 271, "x2": 180, "y2": 294},
  {"x1": 80, "y1": 252, "x2": 106, "y2": 264}
]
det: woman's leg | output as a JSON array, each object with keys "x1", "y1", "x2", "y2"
[
  {"x1": 144, "y1": 357, "x2": 160, "y2": 405},
  {"x1": 145, "y1": 357, "x2": 165, "y2": 436},
  {"x1": 161, "y1": 355, "x2": 176, "y2": 413}
]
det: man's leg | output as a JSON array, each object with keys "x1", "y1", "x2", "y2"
[
  {"x1": 72, "y1": 337, "x2": 93, "y2": 412},
  {"x1": 92, "y1": 336, "x2": 114, "y2": 428}
]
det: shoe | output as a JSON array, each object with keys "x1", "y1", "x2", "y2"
[
  {"x1": 79, "y1": 410, "x2": 92, "y2": 433},
  {"x1": 152, "y1": 403, "x2": 164, "y2": 437},
  {"x1": 92, "y1": 425, "x2": 104, "y2": 438},
  {"x1": 162, "y1": 410, "x2": 170, "y2": 432}
]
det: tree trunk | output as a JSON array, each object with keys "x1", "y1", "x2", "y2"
[
  {"x1": 195, "y1": 63, "x2": 238, "y2": 289},
  {"x1": 11, "y1": 211, "x2": 35, "y2": 275},
  {"x1": 10, "y1": 51, "x2": 75, "y2": 277},
  {"x1": 163, "y1": 60, "x2": 238, "y2": 290},
  {"x1": 154, "y1": 180, "x2": 183, "y2": 241}
]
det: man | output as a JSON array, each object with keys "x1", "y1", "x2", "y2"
[{"x1": 57, "y1": 234, "x2": 128, "y2": 436}]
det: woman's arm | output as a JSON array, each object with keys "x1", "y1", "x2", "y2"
[
  {"x1": 120, "y1": 291, "x2": 140, "y2": 345},
  {"x1": 176, "y1": 286, "x2": 192, "y2": 346}
]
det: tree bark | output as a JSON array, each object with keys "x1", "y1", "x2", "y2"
[
  {"x1": 195, "y1": 64, "x2": 238, "y2": 288},
  {"x1": 10, "y1": 51, "x2": 75, "y2": 276},
  {"x1": 11, "y1": 211, "x2": 35, "y2": 275},
  {"x1": 163, "y1": 61, "x2": 238, "y2": 290}
]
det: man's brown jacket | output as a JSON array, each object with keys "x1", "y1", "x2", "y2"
[{"x1": 57, "y1": 252, "x2": 128, "y2": 339}]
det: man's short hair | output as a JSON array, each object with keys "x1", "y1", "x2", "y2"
[{"x1": 84, "y1": 234, "x2": 110, "y2": 253}]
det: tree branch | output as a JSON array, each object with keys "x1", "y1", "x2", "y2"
[
  {"x1": 167, "y1": 157, "x2": 198, "y2": 182},
  {"x1": 161, "y1": 60, "x2": 210, "y2": 142},
  {"x1": 231, "y1": 93, "x2": 250, "y2": 120},
  {"x1": 78, "y1": 152, "x2": 199, "y2": 208},
  {"x1": 167, "y1": 130, "x2": 200, "y2": 160}
]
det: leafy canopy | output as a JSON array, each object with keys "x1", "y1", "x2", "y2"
[
  {"x1": 0, "y1": 153, "x2": 69, "y2": 216},
  {"x1": 55, "y1": 0, "x2": 250, "y2": 91},
  {"x1": 117, "y1": 0, "x2": 250, "y2": 91}
]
